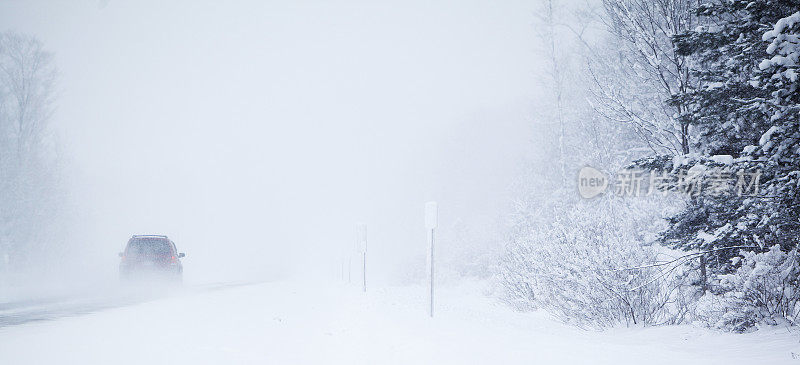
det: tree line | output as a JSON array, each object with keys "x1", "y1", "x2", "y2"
[
  {"x1": 499, "y1": 0, "x2": 800, "y2": 331},
  {"x1": 0, "y1": 31, "x2": 67, "y2": 281}
]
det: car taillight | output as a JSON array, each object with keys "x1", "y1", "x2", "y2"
[{"x1": 170, "y1": 255, "x2": 177, "y2": 263}]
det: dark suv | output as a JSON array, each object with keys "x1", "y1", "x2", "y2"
[{"x1": 119, "y1": 235, "x2": 185, "y2": 282}]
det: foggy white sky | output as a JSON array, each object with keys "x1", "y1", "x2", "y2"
[{"x1": 1, "y1": 0, "x2": 542, "y2": 282}]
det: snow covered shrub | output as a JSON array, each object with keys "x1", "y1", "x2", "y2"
[
  {"x1": 695, "y1": 245, "x2": 800, "y2": 332},
  {"x1": 499, "y1": 193, "x2": 684, "y2": 329}
]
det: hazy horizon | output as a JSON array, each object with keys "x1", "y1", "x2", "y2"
[{"x1": 1, "y1": 0, "x2": 541, "y2": 284}]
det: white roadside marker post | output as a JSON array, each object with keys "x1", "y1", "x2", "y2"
[
  {"x1": 356, "y1": 222, "x2": 367, "y2": 292},
  {"x1": 425, "y1": 201, "x2": 438, "y2": 318}
]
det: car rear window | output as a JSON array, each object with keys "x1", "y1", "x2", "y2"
[{"x1": 126, "y1": 238, "x2": 172, "y2": 256}]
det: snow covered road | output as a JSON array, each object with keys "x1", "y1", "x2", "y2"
[
  {"x1": 0, "y1": 282, "x2": 256, "y2": 328},
  {"x1": 0, "y1": 280, "x2": 798, "y2": 364}
]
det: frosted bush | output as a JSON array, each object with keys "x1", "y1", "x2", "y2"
[
  {"x1": 499, "y1": 194, "x2": 684, "y2": 329},
  {"x1": 695, "y1": 245, "x2": 800, "y2": 332}
]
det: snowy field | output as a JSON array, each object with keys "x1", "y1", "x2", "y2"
[{"x1": 1, "y1": 280, "x2": 798, "y2": 364}]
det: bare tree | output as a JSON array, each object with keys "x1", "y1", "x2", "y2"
[
  {"x1": 536, "y1": 0, "x2": 569, "y2": 185},
  {"x1": 590, "y1": 0, "x2": 699, "y2": 155},
  {"x1": 0, "y1": 31, "x2": 60, "y2": 273},
  {"x1": 0, "y1": 32, "x2": 57, "y2": 162}
]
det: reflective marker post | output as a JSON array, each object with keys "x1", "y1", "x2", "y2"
[
  {"x1": 425, "y1": 201, "x2": 438, "y2": 318},
  {"x1": 356, "y1": 222, "x2": 367, "y2": 292}
]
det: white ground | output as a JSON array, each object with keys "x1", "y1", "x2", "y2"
[{"x1": 1, "y1": 280, "x2": 799, "y2": 364}]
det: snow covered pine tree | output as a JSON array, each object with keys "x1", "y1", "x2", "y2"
[{"x1": 639, "y1": 0, "x2": 800, "y2": 331}]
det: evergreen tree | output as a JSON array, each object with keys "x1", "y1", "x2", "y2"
[
  {"x1": 752, "y1": 7, "x2": 800, "y2": 254},
  {"x1": 671, "y1": 0, "x2": 795, "y2": 156},
  {"x1": 651, "y1": 0, "x2": 800, "y2": 280}
]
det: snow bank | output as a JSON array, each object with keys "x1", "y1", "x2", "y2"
[{"x1": 0, "y1": 280, "x2": 798, "y2": 364}]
